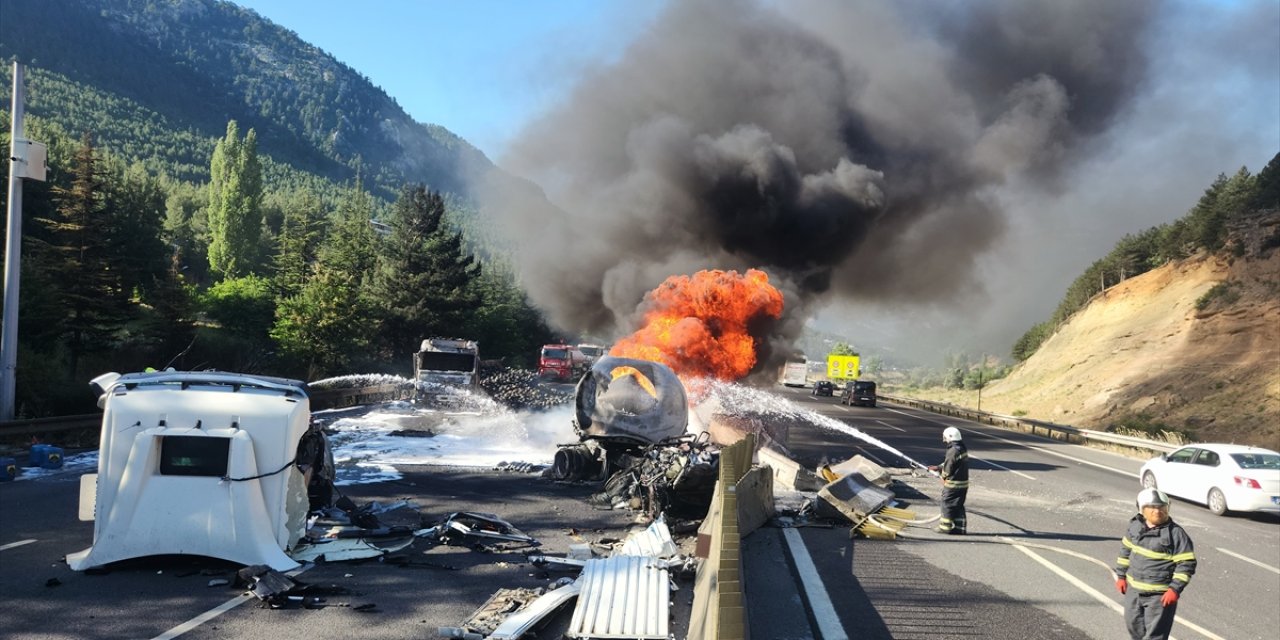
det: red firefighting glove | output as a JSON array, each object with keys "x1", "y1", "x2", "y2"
[
  {"x1": 1161, "y1": 589, "x2": 1178, "y2": 607},
  {"x1": 1115, "y1": 577, "x2": 1127, "y2": 594}
]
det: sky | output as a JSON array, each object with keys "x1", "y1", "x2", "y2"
[
  {"x1": 234, "y1": 0, "x2": 1279, "y2": 366},
  {"x1": 234, "y1": 0, "x2": 667, "y2": 161}
]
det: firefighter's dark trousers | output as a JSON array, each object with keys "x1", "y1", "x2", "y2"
[
  {"x1": 1125, "y1": 589, "x2": 1177, "y2": 640},
  {"x1": 939, "y1": 487, "x2": 967, "y2": 533}
]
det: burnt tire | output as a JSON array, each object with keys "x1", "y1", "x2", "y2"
[{"x1": 1208, "y1": 488, "x2": 1228, "y2": 516}]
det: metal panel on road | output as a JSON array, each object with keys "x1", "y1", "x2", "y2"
[{"x1": 568, "y1": 555, "x2": 670, "y2": 639}]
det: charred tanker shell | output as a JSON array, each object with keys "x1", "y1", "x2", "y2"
[{"x1": 573, "y1": 356, "x2": 689, "y2": 448}]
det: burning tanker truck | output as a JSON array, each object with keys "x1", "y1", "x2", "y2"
[{"x1": 549, "y1": 355, "x2": 719, "y2": 519}]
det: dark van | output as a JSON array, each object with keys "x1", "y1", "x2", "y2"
[{"x1": 841, "y1": 380, "x2": 877, "y2": 407}]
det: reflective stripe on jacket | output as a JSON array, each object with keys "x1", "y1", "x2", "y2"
[
  {"x1": 1113, "y1": 514, "x2": 1196, "y2": 594},
  {"x1": 941, "y1": 441, "x2": 968, "y2": 488}
]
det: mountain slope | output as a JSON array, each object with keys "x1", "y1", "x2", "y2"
[
  {"x1": 0, "y1": 0, "x2": 500, "y2": 203},
  {"x1": 974, "y1": 211, "x2": 1280, "y2": 448}
]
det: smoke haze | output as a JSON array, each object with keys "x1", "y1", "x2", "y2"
[{"x1": 479, "y1": 0, "x2": 1279, "y2": 364}]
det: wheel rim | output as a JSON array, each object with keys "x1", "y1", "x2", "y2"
[
  {"x1": 1210, "y1": 489, "x2": 1226, "y2": 513},
  {"x1": 1142, "y1": 473, "x2": 1157, "y2": 489}
]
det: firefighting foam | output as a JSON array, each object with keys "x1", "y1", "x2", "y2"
[{"x1": 610, "y1": 269, "x2": 783, "y2": 382}]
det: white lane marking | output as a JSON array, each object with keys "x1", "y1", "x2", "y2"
[
  {"x1": 1216, "y1": 546, "x2": 1280, "y2": 575},
  {"x1": 971, "y1": 456, "x2": 1036, "y2": 481},
  {"x1": 836, "y1": 404, "x2": 852, "y2": 413},
  {"x1": 0, "y1": 539, "x2": 36, "y2": 551},
  {"x1": 1006, "y1": 538, "x2": 1224, "y2": 640},
  {"x1": 150, "y1": 564, "x2": 312, "y2": 640},
  {"x1": 782, "y1": 528, "x2": 847, "y2": 640},
  {"x1": 874, "y1": 420, "x2": 906, "y2": 433},
  {"x1": 884, "y1": 407, "x2": 1137, "y2": 478},
  {"x1": 1007, "y1": 541, "x2": 1123, "y2": 614}
]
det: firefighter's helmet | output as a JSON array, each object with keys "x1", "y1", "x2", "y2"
[
  {"x1": 942, "y1": 427, "x2": 962, "y2": 443},
  {"x1": 1136, "y1": 488, "x2": 1170, "y2": 509}
]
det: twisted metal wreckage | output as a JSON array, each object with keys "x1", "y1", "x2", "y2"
[{"x1": 65, "y1": 359, "x2": 914, "y2": 637}]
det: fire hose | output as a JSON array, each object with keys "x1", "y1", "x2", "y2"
[{"x1": 864, "y1": 489, "x2": 1118, "y2": 584}]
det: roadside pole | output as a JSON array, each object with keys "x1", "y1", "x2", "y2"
[{"x1": 2, "y1": 62, "x2": 46, "y2": 420}]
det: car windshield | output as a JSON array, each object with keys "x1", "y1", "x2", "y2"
[
  {"x1": 542, "y1": 348, "x2": 567, "y2": 359},
  {"x1": 1231, "y1": 453, "x2": 1280, "y2": 469}
]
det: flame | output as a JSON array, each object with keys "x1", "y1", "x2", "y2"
[
  {"x1": 611, "y1": 269, "x2": 783, "y2": 382},
  {"x1": 610, "y1": 365, "x2": 658, "y2": 399}
]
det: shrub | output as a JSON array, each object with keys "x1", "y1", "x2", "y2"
[{"x1": 1195, "y1": 281, "x2": 1241, "y2": 311}]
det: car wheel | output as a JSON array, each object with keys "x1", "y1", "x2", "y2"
[
  {"x1": 1141, "y1": 472, "x2": 1158, "y2": 490},
  {"x1": 1208, "y1": 488, "x2": 1228, "y2": 516}
]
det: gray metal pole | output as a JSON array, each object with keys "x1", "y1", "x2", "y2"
[{"x1": 1, "y1": 62, "x2": 26, "y2": 420}]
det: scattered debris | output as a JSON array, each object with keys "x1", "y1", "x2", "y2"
[
  {"x1": 236, "y1": 564, "x2": 352, "y2": 609},
  {"x1": 419, "y1": 512, "x2": 539, "y2": 548},
  {"x1": 290, "y1": 500, "x2": 420, "y2": 562}
]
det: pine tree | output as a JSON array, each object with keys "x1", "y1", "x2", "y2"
[
  {"x1": 270, "y1": 179, "x2": 376, "y2": 378},
  {"x1": 34, "y1": 133, "x2": 130, "y2": 377},
  {"x1": 1249, "y1": 152, "x2": 1280, "y2": 210},
  {"x1": 271, "y1": 189, "x2": 328, "y2": 299},
  {"x1": 271, "y1": 266, "x2": 366, "y2": 380},
  {"x1": 369, "y1": 185, "x2": 480, "y2": 365},
  {"x1": 207, "y1": 120, "x2": 264, "y2": 278},
  {"x1": 108, "y1": 161, "x2": 169, "y2": 301}
]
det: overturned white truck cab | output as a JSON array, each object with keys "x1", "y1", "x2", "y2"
[{"x1": 68, "y1": 371, "x2": 330, "y2": 572}]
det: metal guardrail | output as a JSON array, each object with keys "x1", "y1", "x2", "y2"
[
  {"x1": 0, "y1": 382, "x2": 413, "y2": 436},
  {"x1": 307, "y1": 382, "x2": 411, "y2": 411},
  {"x1": 0, "y1": 413, "x2": 102, "y2": 437},
  {"x1": 881, "y1": 393, "x2": 1179, "y2": 455}
]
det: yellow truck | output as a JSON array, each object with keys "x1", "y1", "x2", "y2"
[{"x1": 826, "y1": 354, "x2": 861, "y2": 382}]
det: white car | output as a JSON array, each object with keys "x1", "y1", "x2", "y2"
[{"x1": 1139, "y1": 443, "x2": 1280, "y2": 516}]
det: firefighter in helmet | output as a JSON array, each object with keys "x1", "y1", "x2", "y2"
[
  {"x1": 1114, "y1": 488, "x2": 1196, "y2": 640},
  {"x1": 928, "y1": 426, "x2": 968, "y2": 534}
]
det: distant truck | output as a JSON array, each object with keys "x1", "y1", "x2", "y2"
[
  {"x1": 539, "y1": 344, "x2": 589, "y2": 382},
  {"x1": 577, "y1": 343, "x2": 607, "y2": 364},
  {"x1": 779, "y1": 355, "x2": 808, "y2": 387},
  {"x1": 414, "y1": 338, "x2": 480, "y2": 400},
  {"x1": 826, "y1": 353, "x2": 861, "y2": 383}
]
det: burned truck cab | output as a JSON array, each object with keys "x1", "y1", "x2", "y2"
[{"x1": 67, "y1": 370, "x2": 331, "y2": 572}]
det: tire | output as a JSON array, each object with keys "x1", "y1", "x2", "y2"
[
  {"x1": 1208, "y1": 488, "x2": 1228, "y2": 516},
  {"x1": 1141, "y1": 472, "x2": 1158, "y2": 490}
]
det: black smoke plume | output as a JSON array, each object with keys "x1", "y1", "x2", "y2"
[{"x1": 476, "y1": 0, "x2": 1270, "y2": 359}]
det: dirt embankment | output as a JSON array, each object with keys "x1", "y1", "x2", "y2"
[{"x1": 909, "y1": 214, "x2": 1280, "y2": 449}]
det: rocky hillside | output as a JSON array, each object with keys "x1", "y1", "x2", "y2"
[{"x1": 913, "y1": 210, "x2": 1280, "y2": 449}]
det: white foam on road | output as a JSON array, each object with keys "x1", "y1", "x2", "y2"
[
  {"x1": 16, "y1": 380, "x2": 928, "y2": 487},
  {"x1": 320, "y1": 401, "x2": 572, "y2": 485}
]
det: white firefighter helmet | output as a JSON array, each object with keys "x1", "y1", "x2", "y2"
[
  {"x1": 1136, "y1": 488, "x2": 1170, "y2": 509},
  {"x1": 942, "y1": 427, "x2": 962, "y2": 443}
]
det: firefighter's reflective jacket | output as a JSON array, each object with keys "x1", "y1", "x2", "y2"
[
  {"x1": 1113, "y1": 515, "x2": 1197, "y2": 594},
  {"x1": 940, "y1": 441, "x2": 969, "y2": 489}
]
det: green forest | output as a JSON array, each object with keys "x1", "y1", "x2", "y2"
[{"x1": 1, "y1": 119, "x2": 554, "y2": 417}]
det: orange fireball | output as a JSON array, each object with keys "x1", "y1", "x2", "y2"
[{"x1": 611, "y1": 269, "x2": 783, "y2": 381}]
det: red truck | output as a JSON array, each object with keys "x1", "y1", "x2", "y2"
[{"x1": 538, "y1": 344, "x2": 589, "y2": 382}]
